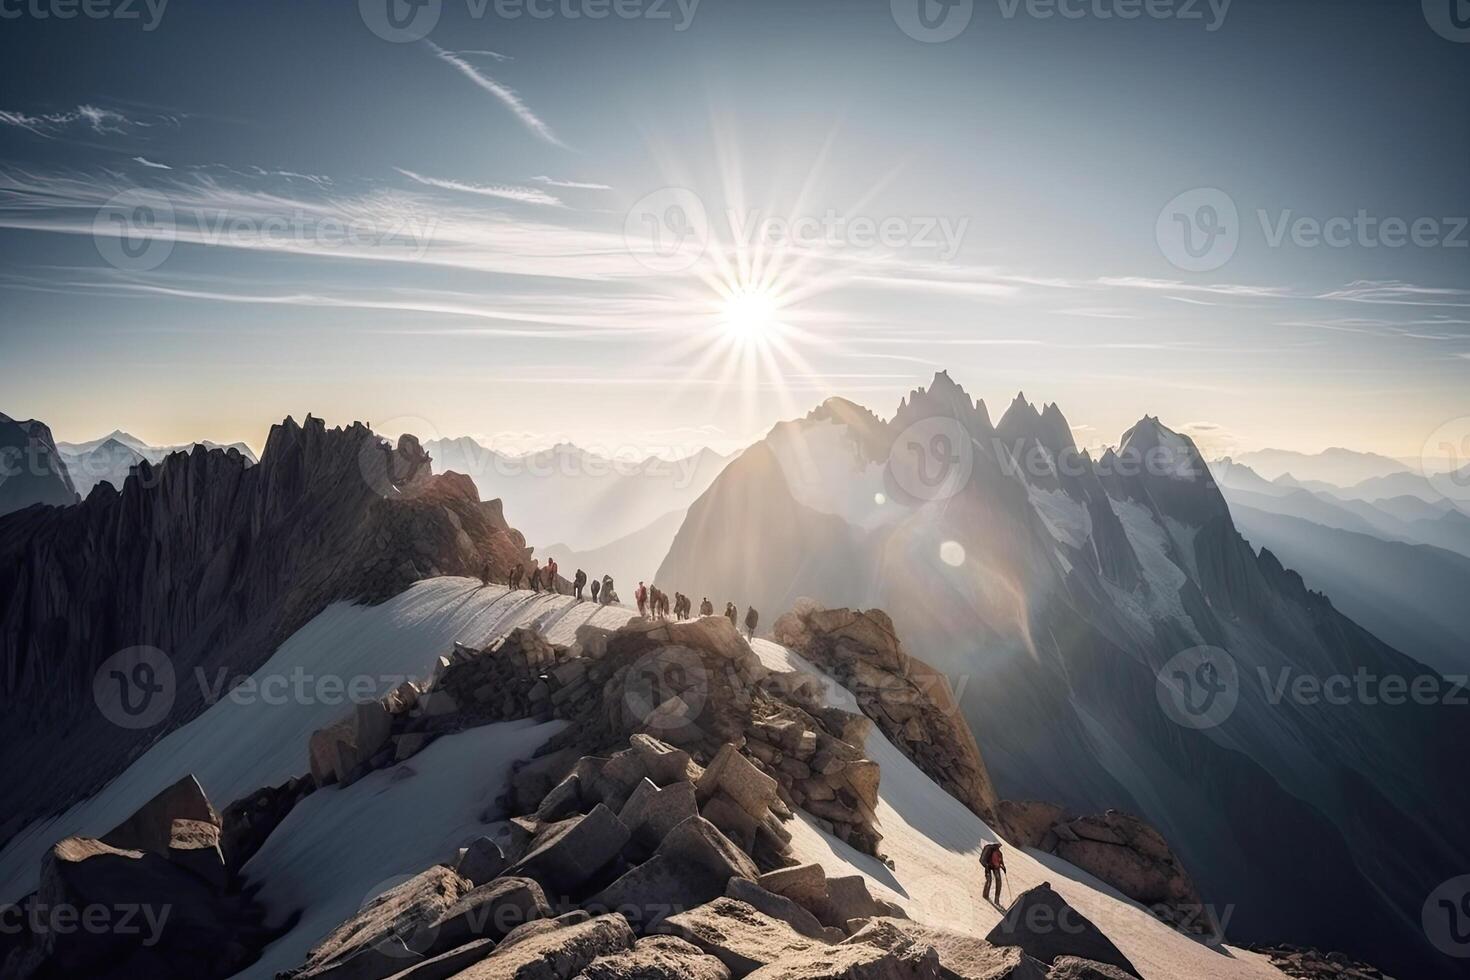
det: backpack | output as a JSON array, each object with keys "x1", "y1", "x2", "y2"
[{"x1": 980, "y1": 843, "x2": 1000, "y2": 868}]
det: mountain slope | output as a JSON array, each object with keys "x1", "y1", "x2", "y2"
[
  {"x1": 0, "y1": 412, "x2": 78, "y2": 516},
  {"x1": 1231, "y1": 504, "x2": 1470, "y2": 675},
  {"x1": 540, "y1": 506, "x2": 688, "y2": 593},
  {"x1": 658, "y1": 372, "x2": 1470, "y2": 980},
  {"x1": 0, "y1": 416, "x2": 533, "y2": 837},
  {"x1": 0, "y1": 579, "x2": 1290, "y2": 980},
  {"x1": 426, "y1": 438, "x2": 732, "y2": 553}
]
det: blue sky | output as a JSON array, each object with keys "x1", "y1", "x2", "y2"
[{"x1": 1, "y1": 0, "x2": 1467, "y2": 462}]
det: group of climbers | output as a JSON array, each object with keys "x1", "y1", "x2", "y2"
[{"x1": 476, "y1": 560, "x2": 760, "y2": 637}]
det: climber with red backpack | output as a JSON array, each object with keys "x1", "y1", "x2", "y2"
[{"x1": 981, "y1": 841, "x2": 1007, "y2": 905}]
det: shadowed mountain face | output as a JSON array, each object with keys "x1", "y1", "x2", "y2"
[
  {"x1": 0, "y1": 412, "x2": 78, "y2": 517},
  {"x1": 658, "y1": 371, "x2": 1470, "y2": 980},
  {"x1": 0, "y1": 415, "x2": 532, "y2": 838}
]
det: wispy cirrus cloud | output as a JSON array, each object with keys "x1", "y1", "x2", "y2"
[
  {"x1": 133, "y1": 156, "x2": 172, "y2": 170},
  {"x1": 1, "y1": 104, "x2": 139, "y2": 138},
  {"x1": 426, "y1": 42, "x2": 563, "y2": 147},
  {"x1": 395, "y1": 167, "x2": 563, "y2": 207},
  {"x1": 533, "y1": 175, "x2": 611, "y2": 191}
]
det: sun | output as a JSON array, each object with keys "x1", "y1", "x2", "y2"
[{"x1": 720, "y1": 286, "x2": 779, "y2": 344}]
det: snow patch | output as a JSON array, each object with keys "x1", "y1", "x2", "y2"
[
  {"x1": 0, "y1": 579, "x2": 636, "y2": 902},
  {"x1": 1028, "y1": 486, "x2": 1093, "y2": 550}
]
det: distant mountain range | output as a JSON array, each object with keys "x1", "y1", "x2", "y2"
[
  {"x1": 55, "y1": 430, "x2": 258, "y2": 497},
  {"x1": 1231, "y1": 447, "x2": 1410, "y2": 485},
  {"x1": 657, "y1": 371, "x2": 1470, "y2": 979},
  {"x1": 424, "y1": 437, "x2": 732, "y2": 556}
]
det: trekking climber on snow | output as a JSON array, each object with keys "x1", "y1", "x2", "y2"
[
  {"x1": 980, "y1": 841, "x2": 1007, "y2": 905},
  {"x1": 700, "y1": 597, "x2": 714, "y2": 617},
  {"x1": 529, "y1": 560, "x2": 543, "y2": 593},
  {"x1": 590, "y1": 577, "x2": 601, "y2": 603},
  {"x1": 509, "y1": 563, "x2": 524, "y2": 591},
  {"x1": 744, "y1": 606, "x2": 759, "y2": 639},
  {"x1": 725, "y1": 602, "x2": 738, "y2": 627},
  {"x1": 602, "y1": 575, "x2": 616, "y2": 604},
  {"x1": 636, "y1": 581, "x2": 649, "y2": 617},
  {"x1": 573, "y1": 568, "x2": 587, "y2": 600},
  {"x1": 544, "y1": 557, "x2": 558, "y2": 594},
  {"x1": 479, "y1": 560, "x2": 491, "y2": 587}
]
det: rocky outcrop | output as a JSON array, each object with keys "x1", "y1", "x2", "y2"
[
  {"x1": 1249, "y1": 945, "x2": 1397, "y2": 980},
  {"x1": 389, "y1": 615, "x2": 890, "y2": 858},
  {"x1": 0, "y1": 775, "x2": 275, "y2": 980},
  {"x1": 772, "y1": 603, "x2": 1000, "y2": 825},
  {"x1": 995, "y1": 802, "x2": 1213, "y2": 939},
  {"x1": 0, "y1": 411, "x2": 77, "y2": 517},
  {"x1": 0, "y1": 415, "x2": 533, "y2": 831},
  {"x1": 985, "y1": 883, "x2": 1138, "y2": 978}
]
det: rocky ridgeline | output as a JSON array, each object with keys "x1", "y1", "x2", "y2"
[
  {"x1": 306, "y1": 614, "x2": 889, "y2": 859},
  {"x1": 995, "y1": 801, "x2": 1216, "y2": 942},
  {"x1": 772, "y1": 602, "x2": 1001, "y2": 826},
  {"x1": 0, "y1": 415, "x2": 533, "y2": 834},
  {"x1": 1250, "y1": 945, "x2": 1398, "y2": 980}
]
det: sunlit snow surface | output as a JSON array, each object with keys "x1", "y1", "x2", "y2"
[{"x1": 2, "y1": 579, "x2": 1283, "y2": 979}]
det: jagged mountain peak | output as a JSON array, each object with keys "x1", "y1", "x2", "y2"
[{"x1": 892, "y1": 370, "x2": 993, "y2": 438}]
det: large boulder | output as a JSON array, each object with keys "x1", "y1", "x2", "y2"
[
  {"x1": 590, "y1": 817, "x2": 758, "y2": 930},
  {"x1": 742, "y1": 943, "x2": 944, "y2": 979},
  {"x1": 993, "y1": 805, "x2": 1212, "y2": 938},
  {"x1": 309, "y1": 701, "x2": 394, "y2": 787},
  {"x1": 425, "y1": 876, "x2": 551, "y2": 954},
  {"x1": 456, "y1": 837, "x2": 509, "y2": 885},
  {"x1": 726, "y1": 878, "x2": 840, "y2": 942},
  {"x1": 101, "y1": 774, "x2": 220, "y2": 857},
  {"x1": 619, "y1": 778, "x2": 699, "y2": 849},
  {"x1": 507, "y1": 805, "x2": 631, "y2": 897},
  {"x1": 983, "y1": 884, "x2": 1138, "y2": 978},
  {"x1": 661, "y1": 898, "x2": 823, "y2": 975},
  {"x1": 576, "y1": 935, "x2": 732, "y2": 980},
  {"x1": 845, "y1": 917, "x2": 1049, "y2": 980},
  {"x1": 34, "y1": 835, "x2": 258, "y2": 978},
  {"x1": 1044, "y1": 958, "x2": 1136, "y2": 980},
  {"x1": 448, "y1": 913, "x2": 634, "y2": 979},
  {"x1": 294, "y1": 866, "x2": 471, "y2": 978}
]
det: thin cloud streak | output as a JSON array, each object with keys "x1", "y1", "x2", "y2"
[
  {"x1": 395, "y1": 168, "x2": 563, "y2": 207},
  {"x1": 426, "y1": 42, "x2": 564, "y2": 147}
]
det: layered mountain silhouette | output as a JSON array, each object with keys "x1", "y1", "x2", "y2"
[
  {"x1": 0, "y1": 412, "x2": 78, "y2": 516},
  {"x1": 0, "y1": 416, "x2": 533, "y2": 841},
  {"x1": 658, "y1": 371, "x2": 1470, "y2": 979}
]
